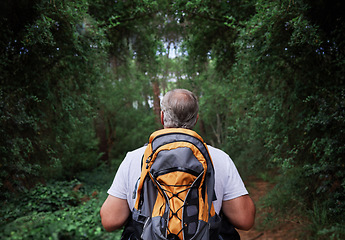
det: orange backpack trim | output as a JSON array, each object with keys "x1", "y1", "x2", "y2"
[{"x1": 133, "y1": 128, "x2": 217, "y2": 239}]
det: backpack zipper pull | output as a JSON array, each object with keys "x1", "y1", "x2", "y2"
[{"x1": 145, "y1": 151, "x2": 155, "y2": 169}]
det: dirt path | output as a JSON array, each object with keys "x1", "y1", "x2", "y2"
[{"x1": 237, "y1": 178, "x2": 300, "y2": 240}]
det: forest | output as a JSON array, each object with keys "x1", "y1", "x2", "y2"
[{"x1": 1, "y1": 0, "x2": 344, "y2": 239}]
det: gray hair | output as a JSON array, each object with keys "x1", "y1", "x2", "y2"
[{"x1": 160, "y1": 89, "x2": 199, "y2": 129}]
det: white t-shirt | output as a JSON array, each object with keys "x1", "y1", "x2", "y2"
[{"x1": 107, "y1": 145, "x2": 248, "y2": 214}]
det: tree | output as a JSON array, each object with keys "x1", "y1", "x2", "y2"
[{"x1": 169, "y1": 0, "x2": 345, "y2": 237}]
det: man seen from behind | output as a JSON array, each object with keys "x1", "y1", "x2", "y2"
[{"x1": 100, "y1": 89, "x2": 255, "y2": 239}]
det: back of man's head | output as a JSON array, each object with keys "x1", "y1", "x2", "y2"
[{"x1": 161, "y1": 89, "x2": 199, "y2": 129}]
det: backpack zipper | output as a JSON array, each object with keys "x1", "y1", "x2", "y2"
[{"x1": 145, "y1": 150, "x2": 156, "y2": 169}]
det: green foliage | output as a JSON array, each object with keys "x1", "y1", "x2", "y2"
[
  {"x1": 1, "y1": 0, "x2": 161, "y2": 197},
  {"x1": 0, "y1": 0, "x2": 109, "y2": 195},
  {"x1": 0, "y1": 166, "x2": 122, "y2": 240},
  {"x1": 232, "y1": 1, "x2": 345, "y2": 237},
  {"x1": 172, "y1": 0, "x2": 345, "y2": 238}
]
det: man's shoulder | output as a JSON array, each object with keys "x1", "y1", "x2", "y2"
[
  {"x1": 206, "y1": 145, "x2": 230, "y2": 158},
  {"x1": 128, "y1": 145, "x2": 147, "y2": 153},
  {"x1": 119, "y1": 145, "x2": 147, "y2": 169},
  {"x1": 126, "y1": 145, "x2": 147, "y2": 158},
  {"x1": 206, "y1": 145, "x2": 234, "y2": 170}
]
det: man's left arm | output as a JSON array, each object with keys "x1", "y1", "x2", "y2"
[
  {"x1": 222, "y1": 194, "x2": 256, "y2": 231},
  {"x1": 100, "y1": 195, "x2": 130, "y2": 232}
]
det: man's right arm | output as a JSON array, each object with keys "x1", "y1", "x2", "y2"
[
  {"x1": 222, "y1": 194, "x2": 256, "y2": 231},
  {"x1": 100, "y1": 195, "x2": 130, "y2": 232}
]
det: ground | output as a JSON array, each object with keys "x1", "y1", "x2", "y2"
[{"x1": 237, "y1": 178, "x2": 301, "y2": 240}]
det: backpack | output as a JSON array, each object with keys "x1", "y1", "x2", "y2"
[{"x1": 123, "y1": 128, "x2": 221, "y2": 240}]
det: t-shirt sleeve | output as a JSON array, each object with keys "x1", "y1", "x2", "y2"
[
  {"x1": 107, "y1": 153, "x2": 131, "y2": 199},
  {"x1": 222, "y1": 155, "x2": 248, "y2": 201}
]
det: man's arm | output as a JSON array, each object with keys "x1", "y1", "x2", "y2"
[
  {"x1": 100, "y1": 195, "x2": 130, "y2": 232},
  {"x1": 222, "y1": 194, "x2": 256, "y2": 231}
]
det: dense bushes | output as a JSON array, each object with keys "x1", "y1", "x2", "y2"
[
  {"x1": 0, "y1": 0, "x2": 108, "y2": 197},
  {"x1": 0, "y1": 166, "x2": 121, "y2": 240}
]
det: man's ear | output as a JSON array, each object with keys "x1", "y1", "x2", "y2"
[
  {"x1": 160, "y1": 111, "x2": 164, "y2": 126},
  {"x1": 196, "y1": 114, "x2": 199, "y2": 124}
]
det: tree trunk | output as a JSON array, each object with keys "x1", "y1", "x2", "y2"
[
  {"x1": 94, "y1": 109, "x2": 114, "y2": 166},
  {"x1": 152, "y1": 81, "x2": 161, "y2": 126}
]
